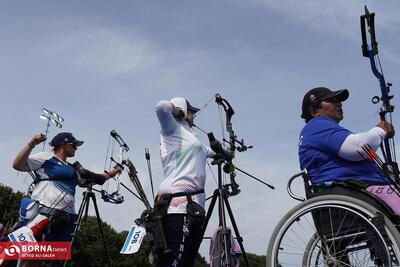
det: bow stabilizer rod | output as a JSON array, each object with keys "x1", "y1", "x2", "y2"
[{"x1": 145, "y1": 148, "x2": 155, "y2": 201}]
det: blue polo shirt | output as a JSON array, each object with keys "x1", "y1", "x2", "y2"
[{"x1": 298, "y1": 116, "x2": 385, "y2": 184}]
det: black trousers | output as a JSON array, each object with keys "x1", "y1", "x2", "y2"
[{"x1": 157, "y1": 214, "x2": 204, "y2": 267}]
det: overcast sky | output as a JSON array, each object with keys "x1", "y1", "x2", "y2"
[{"x1": 1, "y1": 0, "x2": 399, "y2": 259}]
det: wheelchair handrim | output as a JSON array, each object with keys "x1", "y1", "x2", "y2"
[{"x1": 267, "y1": 197, "x2": 400, "y2": 267}]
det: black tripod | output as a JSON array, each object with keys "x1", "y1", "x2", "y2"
[
  {"x1": 63, "y1": 187, "x2": 111, "y2": 267},
  {"x1": 201, "y1": 157, "x2": 250, "y2": 267}
]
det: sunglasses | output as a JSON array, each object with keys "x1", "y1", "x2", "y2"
[{"x1": 67, "y1": 142, "x2": 78, "y2": 150}]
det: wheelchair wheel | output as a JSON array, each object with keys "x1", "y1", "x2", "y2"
[
  {"x1": 302, "y1": 233, "x2": 323, "y2": 266},
  {"x1": 266, "y1": 194, "x2": 400, "y2": 267}
]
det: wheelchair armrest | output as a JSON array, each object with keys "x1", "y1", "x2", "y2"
[{"x1": 287, "y1": 170, "x2": 309, "y2": 202}]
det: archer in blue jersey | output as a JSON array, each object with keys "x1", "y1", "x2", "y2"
[
  {"x1": 299, "y1": 87, "x2": 394, "y2": 185},
  {"x1": 13, "y1": 132, "x2": 120, "y2": 241}
]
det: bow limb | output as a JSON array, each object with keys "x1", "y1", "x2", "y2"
[
  {"x1": 192, "y1": 94, "x2": 218, "y2": 120},
  {"x1": 214, "y1": 94, "x2": 241, "y2": 195}
]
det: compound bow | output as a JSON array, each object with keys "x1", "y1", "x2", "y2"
[
  {"x1": 361, "y1": 5, "x2": 399, "y2": 178},
  {"x1": 101, "y1": 130, "x2": 129, "y2": 204},
  {"x1": 194, "y1": 93, "x2": 273, "y2": 195},
  {"x1": 214, "y1": 94, "x2": 252, "y2": 194}
]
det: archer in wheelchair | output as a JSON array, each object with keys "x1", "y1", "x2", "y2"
[
  {"x1": 267, "y1": 8, "x2": 400, "y2": 265},
  {"x1": 299, "y1": 86, "x2": 398, "y2": 213},
  {"x1": 266, "y1": 87, "x2": 400, "y2": 267}
]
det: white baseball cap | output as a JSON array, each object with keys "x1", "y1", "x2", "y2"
[{"x1": 170, "y1": 97, "x2": 200, "y2": 115}]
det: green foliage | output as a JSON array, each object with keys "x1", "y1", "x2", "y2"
[
  {"x1": 0, "y1": 184, "x2": 24, "y2": 229},
  {"x1": 68, "y1": 218, "x2": 210, "y2": 267},
  {"x1": 66, "y1": 216, "x2": 211, "y2": 267},
  {"x1": 67, "y1": 216, "x2": 152, "y2": 267},
  {"x1": 240, "y1": 252, "x2": 266, "y2": 267},
  {"x1": 194, "y1": 253, "x2": 209, "y2": 267},
  {"x1": 0, "y1": 185, "x2": 266, "y2": 266}
]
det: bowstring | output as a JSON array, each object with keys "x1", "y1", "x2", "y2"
[
  {"x1": 390, "y1": 112, "x2": 397, "y2": 162},
  {"x1": 193, "y1": 93, "x2": 221, "y2": 188},
  {"x1": 194, "y1": 94, "x2": 236, "y2": 187},
  {"x1": 102, "y1": 134, "x2": 116, "y2": 195},
  {"x1": 103, "y1": 134, "x2": 112, "y2": 171},
  {"x1": 217, "y1": 105, "x2": 228, "y2": 185},
  {"x1": 193, "y1": 94, "x2": 216, "y2": 119},
  {"x1": 376, "y1": 54, "x2": 385, "y2": 78},
  {"x1": 114, "y1": 146, "x2": 124, "y2": 194},
  {"x1": 376, "y1": 53, "x2": 397, "y2": 163}
]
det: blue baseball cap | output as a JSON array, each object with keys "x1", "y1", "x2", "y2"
[{"x1": 49, "y1": 132, "x2": 84, "y2": 148}]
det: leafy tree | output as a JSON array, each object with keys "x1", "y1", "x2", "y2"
[
  {"x1": 68, "y1": 216, "x2": 209, "y2": 267},
  {"x1": 0, "y1": 185, "x2": 266, "y2": 266},
  {"x1": 240, "y1": 252, "x2": 266, "y2": 267},
  {"x1": 0, "y1": 184, "x2": 24, "y2": 234},
  {"x1": 68, "y1": 216, "x2": 151, "y2": 267}
]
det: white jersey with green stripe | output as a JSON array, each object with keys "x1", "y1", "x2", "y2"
[{"x1": 156, "y1": 100, "x2": 215, "y2": 214}]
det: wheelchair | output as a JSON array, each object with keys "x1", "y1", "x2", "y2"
[{"x1": 266, "y1": 170, "x2": 400, "y2": 267}]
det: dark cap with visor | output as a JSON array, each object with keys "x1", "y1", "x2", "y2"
[
  {"x1": 49, "y1": 132, "x2": 84, "y2": 148},
  {"x1": 301, "y1": 87, "x2": 349, "y2": 122},
  {"x1": 186, "y1": 100, "x2": 200, "y2": 114}
]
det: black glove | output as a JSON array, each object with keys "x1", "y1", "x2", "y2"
[{"x1": 172, "y1": 107, "x2": 185, "y2": 120}]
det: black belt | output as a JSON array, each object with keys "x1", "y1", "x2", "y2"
[
  {"x1": 171, "y1": 189, "x2": 204, "y2": 198},
  {"x1": 38, "y1": 206, "x2": 70, "y2": 216}
]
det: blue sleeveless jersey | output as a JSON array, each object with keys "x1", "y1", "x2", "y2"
[{"x1": 28, "y1": 152, "x2": 78, "y2": 213}]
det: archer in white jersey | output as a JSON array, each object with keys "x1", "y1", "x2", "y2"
[
  {"x1": 155, "y1": 97, "x2": 215, "y2": 267},
  {"x1": 156, "y1": 99, "x2": 215, "y2": 214}
]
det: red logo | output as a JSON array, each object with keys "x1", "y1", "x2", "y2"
[{"x1": 0, "y1": 242, "x2": 71, "y2": 260}]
